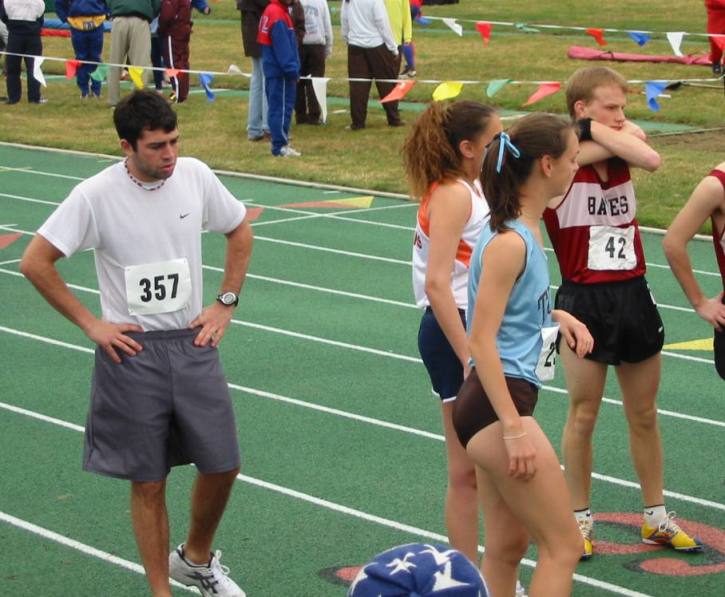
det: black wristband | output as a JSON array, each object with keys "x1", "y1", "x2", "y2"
[{"x1": 576, "y1": 118, "x2": 593, "y2": 142}]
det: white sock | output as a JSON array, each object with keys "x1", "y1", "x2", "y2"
[
  {"x1": 644, "y1": 504, "x2": 667, "y2": 527},
  {"x1": 574, "y1": 508, "x2": 592, "y2": 524}
]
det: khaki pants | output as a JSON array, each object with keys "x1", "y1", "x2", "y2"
[{"x1": 108, "y1": 16, "x2": 152, "y2": 106}]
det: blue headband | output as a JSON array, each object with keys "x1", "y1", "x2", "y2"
[{"x1": 495, "y1": 132, "x2": 521, "y2": 173}]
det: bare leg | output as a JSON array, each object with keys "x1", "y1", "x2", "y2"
[
  {"x1": 475, "y1": 467, "x2": 529, "y2": 596},
  {"x1": 559, "y1": 344, "x2": 608, "y2": 509},
  {"x1": 615, "y1": 354, "x2": 664, "y2": 507},
  {"x1": 467, "y1": 418, "x2": 581, "y2": 597},
  {"x1": 183, "y1": 468, "x2": 240, "y2": 565},
  {"x1": 131, "y1": 479, "x2": 171, "y2": 597},
  {"x1": 441, "y1": 402, "x2": 479, "y2": 562}
]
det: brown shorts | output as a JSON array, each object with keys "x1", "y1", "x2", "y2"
[{"x1": 452, "y1": 368, "x2": 538, "y2": 448}]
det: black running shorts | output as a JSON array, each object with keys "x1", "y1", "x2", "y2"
[
  {"x1": 84, "y1": 329, "x2": 241, "y2": 482},
  {"x1": 417, "y1": 307, "x2": 466, "y2": 401},
  {"x1": 555, "y1": 276, "x2": 664, "y2": 365}
]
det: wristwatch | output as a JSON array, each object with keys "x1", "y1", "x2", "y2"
[{"x1": 216, "y1": 291, "x2": 239, "y2": 307}]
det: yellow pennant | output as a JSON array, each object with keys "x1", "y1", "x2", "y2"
[
  {"x1": 128, "y1": 67, "x2": 145, "y2": 89},
  {"x1": 432, "y1": 81, "x2": 463, "y2": 101},
  {"x1": 663, "y1": 337, "x2": 713, "y2": 351}
]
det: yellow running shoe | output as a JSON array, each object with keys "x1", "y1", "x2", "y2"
[
  {"x1": 641, "y1": 512, "x2": 703, "y2": 552},
  {"x1": 578, "y1": 517, "x2": 594, "y2": 561}
]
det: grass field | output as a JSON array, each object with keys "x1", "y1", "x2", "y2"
[{"x1": 0, "y1": 1, "x2": 724, "y2": 228}]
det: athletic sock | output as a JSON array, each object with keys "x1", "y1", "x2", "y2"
[
  {"x1": 574, "y1": 507, "x2": 592, "y2": 524},
  {"x1": 644, "y1": 504, "x2": 667, "y2": 527}
]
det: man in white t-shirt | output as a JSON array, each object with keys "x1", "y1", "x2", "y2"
[{"x1": 20, "y1": 90, "x2": 252, "y2": 597}]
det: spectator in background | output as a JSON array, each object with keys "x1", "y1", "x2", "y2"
[
  {"x1": 705, "y1": 0, "x2": 725, "y2": 75},
  {"x1": 55, "y1": 0, "x2": 109, "y2": 99},
  {"x1": 0, "y1": 0, "x2": 45, "y2": 104},
  {"x1": 150, "y1": 0, "x2": 209, "y2": 94},
  {"x1": 290, "y1": 0, "x2": 305, "y2": 46},
  {"x1": 295, "y1": 0, "x2": 331, "y2": 125},
  {"x1": 107, "y1": 0, "x2": 160, "y2": 107},
  {"x1": 258, "y1": 0, "x2": 301, "y2": 156},
  {"x1": 237, "y1": 0, "x2": 270, "y2": 141},
  {"x1": 158, "y1": 0, "x2": 192, "y2": 103},
  {"x1": 384, "y1": 0, "x2": 411, "y2": 76},
  {"x1": 341, "y1": 0, "x2": 401, "y2": 131}
]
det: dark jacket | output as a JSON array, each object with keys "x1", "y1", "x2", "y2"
[
  {"x1": 108, "y1": 0, "x2": 160, "y2": 22},
  {"x1": 236, "y1": 0, "x2": 268, "y2": 57},
  {"x1": 55, "y1": 0, "x2": 108, "y2": 21},
  {"x1": 158, "y1": 0, "x2": 190, "y2": 38},
  {"x1": 257, "y1": 0, "x2": 299, "y2": 78}
]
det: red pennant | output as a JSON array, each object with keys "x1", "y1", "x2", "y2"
[
  {"x1": 65, "y1": 59, "x2": 81, "y2": 78},
  {"x1": 0, "y1": 232, "x2": 22, "y2": 250},
  {"x1": 381, "y1": 80, "x2": 416, "y2": 104},
  {"x1": 523, "y1": 82, "x2": 561, "y2": 106},
  {"x1": 475, "y1": 22, "x2": 492, "y2": 46},
  {"x1": 165, "y1": 68, "x2": 180, "y2": 78},
  {"x1": 586, "y1": 27, "x2": 608, "y2": 46}
]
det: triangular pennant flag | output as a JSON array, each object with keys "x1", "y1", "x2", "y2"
[
  {"x1": 32, "y1": 57, "x2": 47, "y2": 87},
  {"x1": 645, "y1": 81, "x2": 668, "y2": 111},
  {"x1": 628, "y1": 31, "x2": 651, "y2": 47},
  {"x1": 227, "y1": 64, "x2": 243, "y2": 75},
  {"x1": 65, "y1": 59, "x2": 81, "y2": 79},
  {"x1": 128, "y1": 66, "x2": 145, "y2": 89},
  {"x1": 585, "y1": 27, "x2": 607, "y2": 46},
  {"x1": 381, "y1": 80, "x2": 415, "y2": 103},
  {"x1": 414, "y1": 16, "x2": 431, "y2": 26},
  {"x1": 666, "y1": 31, "x2": 685, "y2": 57},
  {"x1": 199, "y1": 72, "x2": 215, "y2": 101},
  {"x1": 475, "y1": 22, "x2": 492, "y2": 47},
  {"x1": 90, "y1": 64, "x2": 108, "y2": 82},
  {"x1": 165, "y1": 67, "x2": 180, "y2": 78},
  {"x1": 442, "y1": 18, "x2": 463, "y2": 36},
  {"x1": 515, "y1": 22, "x2": 540, "y2": 33},
  {"x1": 486, "y1": 79, "x2": 511, "y2": 97},
  {"x1": 663, "y1": 337, "x2": 713, "y2": 351},
  {"x1": 523, "y1": 82, "x2": 561, "y2": 106},
  {"x1": 432, "y1": 81, "x2": 463, "y2": 101},
  {"x1": 311, "y1": 77, "x2": 329, "y2": 123}
]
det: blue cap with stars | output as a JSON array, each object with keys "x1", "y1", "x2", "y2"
[{"x1": 347, "y1": 543, "x2": 489, "y2": 597}]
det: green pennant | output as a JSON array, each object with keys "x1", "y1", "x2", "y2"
[
  {"x1": 487, "y1": 79, "x2": 512, "y2": 97},
  {"x1": 90, "y1": 64, "x2": 108, "y2": 82},
  {"x1": 515, "y1": 22, "x2": 540, "y2": 33}
]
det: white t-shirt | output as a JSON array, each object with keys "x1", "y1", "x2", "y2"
[{"x1": 38, "y1": 157, "x2": 247, "y2": 331}]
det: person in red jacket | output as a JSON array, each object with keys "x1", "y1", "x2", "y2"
[
  {"x1": 706, "y1": 0, "x2": 725, "y2": 75},
  {"x1": 158, "y1": 0, "x2": 192, "y2": 102}
]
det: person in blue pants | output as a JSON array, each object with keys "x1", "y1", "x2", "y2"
[
  {"x1": 258, "y1": 0, "x2": 301, "y2": 156},
  {"x1": 55, "y1": 0, "x2": 109, "y2": 98}
]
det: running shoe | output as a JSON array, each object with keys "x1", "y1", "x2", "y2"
[
  {"x1": 279, "y1": 145, "x2": 302, "y2": 157},
  {"x1": 641, "y1": 512, "x2": 703, "y2": 552},
  {"x1": 169, "y1": 544, "x2": 246, "y2": 596},
  {"x1": 578, "y1": 517, "x2": 594, "y2": 561},
  {"x1": 400, "y1": 65, "x2": 417, "y2": 79}
]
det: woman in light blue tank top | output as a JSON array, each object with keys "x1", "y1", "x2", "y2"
[{"x1": 452, "y1": 114, "x2": 595, "y2": 597}]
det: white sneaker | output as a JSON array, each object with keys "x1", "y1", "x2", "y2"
[
  {"x1": 516, "y1": 579, "x2": 528, "y2": 597},
  {"x1": 169, "y1": 544, "x2": 246, "y2": 596},
  {"x1": 279, "y1": 145, "x2": 302, "y2": 157}
]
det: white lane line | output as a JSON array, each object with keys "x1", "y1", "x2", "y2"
[
  {"x1": 254, "y1": 235, "x2": 412, "y2": 265},
  {"x1": 0, "y1": 192, "x2": 59, "y2": 206},
  {"x1": 0, "y1": 262, "x2": 719, "y2": 373},
  {"x1": 0, "y1": 258, "x2": 21, "y2": 266},
  {"x1": 0, "y1": 511, "x2": 196, "y2": 592},
  {"x1": 1, "y1": 325, "x2": 724, "y2": 513},
  {"x1": 0, "y1": 402, "x2": 654, "y2": 596}
]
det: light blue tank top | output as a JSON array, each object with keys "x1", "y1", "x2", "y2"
[{"x1": 467, "y1": 218, "x2": 553, "y2": 387}]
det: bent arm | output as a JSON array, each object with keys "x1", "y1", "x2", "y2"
[
  {"x1": 579, "y1": 121, "x2": 661, "y2": 171},
  {"x1": 219, "y1": 219, "x2": 254, "y2": 296}
]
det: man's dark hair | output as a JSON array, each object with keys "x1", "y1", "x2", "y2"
[{"x1": 113, "y1": 91, "x2": 178, "y2": 150}]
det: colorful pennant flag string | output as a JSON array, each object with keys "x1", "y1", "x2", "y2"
[
  {"x1": 65, "y1": 59, "x2": 81, "y2": 79},
  {"x1": 486, "y1": 79, "x2": 511, "y2": 98},
  {"x1": 432, "y1": 81, "x2": 463, "y2": 101},
  {"x1": 90, "y1": 64, "x2": 108, "y2": 82},
  {"x1": 523, "y1": 82, "x2": 561, "y2": 106},
  {"x1": 199, "y1": 72, "x2": 215, "y2": 101},
  {"x1": 381, "y1": 80, "x2": 416, "y2": 103},
  {"x1": 311, "y1": 77, "x2": 330, "y2": 123},
  {"x1": 645, "y1": 81, "x2": 668, "y2": 111},
  {"x1": 32, "y1": 57, "x2": 46, "y2": 87},
  {"x1": 442, "y1": 18, "x2": 463, "y2": 36},
  {"x1": 475, "y1": 22, "x2": 492, "y2": 46},
  {"x1": 585, "y1": 28, "x2": 607, "y2": 46},
  {"x1": 627, "y1": 31, "x2": 651, "y2": 46},
  {"x1": 666, "y1": 32, "x2": 685, "y2": 57},
  {"x1": 128, "y1": 67, "x2": 145, "y2": 89}
]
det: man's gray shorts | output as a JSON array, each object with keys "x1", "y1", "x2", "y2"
[{"x1": 83, "y1": 329, "x2": 241, "y2": 482}]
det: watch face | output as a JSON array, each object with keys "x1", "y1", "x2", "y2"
[{"x1": 219, "y1": 292, "x2": 237, "y2": 305}]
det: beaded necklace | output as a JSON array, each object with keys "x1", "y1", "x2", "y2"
[{"x1": 124, "y1": 159, "x2": 166, "y2": 191}]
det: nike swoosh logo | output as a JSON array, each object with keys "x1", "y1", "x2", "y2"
[{"x1": 179, "y1": 213, "x2": 190, "y2": 219}]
